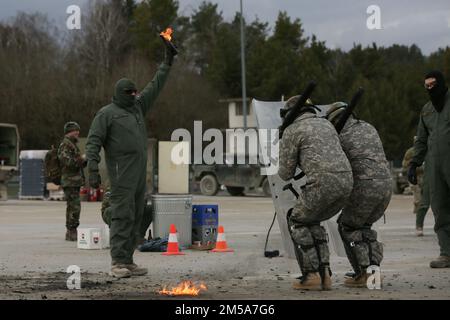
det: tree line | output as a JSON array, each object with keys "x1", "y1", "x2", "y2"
[{"x1": 1, "y1": 0, "x2": 449, "y2": 161}]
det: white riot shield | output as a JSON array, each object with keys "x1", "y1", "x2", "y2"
[{"x1": 253, "y1": 99, "x2": 349, "y2": 258}]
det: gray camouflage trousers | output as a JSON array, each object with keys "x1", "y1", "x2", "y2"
[
  {"x1": 288, "y1": 172, "x2": 353, "y2": 274},
  {"x1": 338, "y1": 178, "x2": 392, "y2": 274}
]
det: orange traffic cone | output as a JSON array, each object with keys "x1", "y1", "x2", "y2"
[
  {"x1": 212, "y1": 225, "x2": 234, "y2": 253},
  {"x1": 162, "y1": 224, "x2": 185, "y2": 256}
]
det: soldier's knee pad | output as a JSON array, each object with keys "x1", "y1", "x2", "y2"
[
  {"x1": 290, "y1": 225, "x2": 320, "y2": 271},
  {"x1": 339, "y1": 224, "x2": 370, "y2": 268},
  {"x1": 309, "y1": 225, "x2": 330, "y2": 266},
  {"x1": 362, "y1": 229, "x2": 383, "y2": 266}
]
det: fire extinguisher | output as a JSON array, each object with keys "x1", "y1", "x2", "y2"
[
  {"x1": 97, "y1": 188, "x2": 104, "y2": 201},
  {"x1": 79, "y1": 187, "x2": 88, "y2": 202}
]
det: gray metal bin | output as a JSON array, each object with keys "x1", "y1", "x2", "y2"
[{"x1": 151, "y1": 194, "x2": 192, "y2": 247}]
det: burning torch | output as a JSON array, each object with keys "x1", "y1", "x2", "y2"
[{"x1": 160, "y1": 27, "x2": 178, "y2": 56}]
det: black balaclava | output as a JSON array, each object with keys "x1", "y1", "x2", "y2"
[
  {"x1": 425, "y1": 70, "x2": 448, "y2": 112},
  {"x1": 112, "y1": 78, "x2": 137, "y2": 109}
]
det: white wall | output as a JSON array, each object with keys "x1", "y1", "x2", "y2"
[{"x1": 228, "y1": 102, "x2": 257, "y2": 129}]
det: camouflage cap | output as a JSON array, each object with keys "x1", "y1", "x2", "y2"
[
  {"x1": 64, "y1": 121, "x2": 80, "y2": 134},
  {"x1": 326, "y1": 102, "x2": 347, "y2": 124}
]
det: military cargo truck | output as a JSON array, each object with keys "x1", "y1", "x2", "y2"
[{"x1": 0, "y1": 123, "x2": 20, "y2": 200}]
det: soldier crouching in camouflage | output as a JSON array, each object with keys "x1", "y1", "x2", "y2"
[
  {"x1": 58, "y1": 122, "x2": 86, "y2": 241},
  {"x1": 326, "y1": 104, "x2": 392, "y2": 287},
  {"x1": 279, "y1": 96, "x2": 353, "y2": 291}
]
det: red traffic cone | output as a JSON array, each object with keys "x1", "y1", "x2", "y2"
[
  {"x1": 162, "y1": 224, "x2": 185, "y2": 256},
  {"x1": 212, "y1": 225, "x2": 234, "y2": 253}
]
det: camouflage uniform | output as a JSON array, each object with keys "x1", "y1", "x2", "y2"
[
  {"x1": 58, "y1": 135, "x2": 84, "y2": 229},
  {"x1": 330, "y1": 114, "x2": 392, "y2": 275},
  {"x1": 403, "y1": 146, "x2": 430, "y2": 228},
  {"x1": 101, "y1": 187, "x2": 112, "y2": 226},
  {"x1": 279, "y1": 111, "x2": 353, "y2": 277}
]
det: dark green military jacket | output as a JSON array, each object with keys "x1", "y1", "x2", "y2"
[
  {"x1": 412, "y1": 91, "x2": 450, "y2": 165},
  {"x1": 86, "y1": 63, "x2": 171, "y2": 187},
  {"x1": 57, "y1": 136, "x2": 84, "y2": 187}
]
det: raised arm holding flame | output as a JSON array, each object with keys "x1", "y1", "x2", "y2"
[{"x1": 160, "y1": 27, "x2": 178, "y2": 61}]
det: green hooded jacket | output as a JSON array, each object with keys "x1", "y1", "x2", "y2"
[
  {"x1": 412, "y1": 91, "x2": 450, "y2": 165},
  {"x1": 85, "y1": 63, "x2": 171, "y2": 184}
]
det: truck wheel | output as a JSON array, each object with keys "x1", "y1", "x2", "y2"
[
  {"x1": 262, "y1": 178, "x2": 271, "y2": 197},
  {"x1": 226, "y1": 186, "x2": 245, "y2": 196},
  {"x1": 200, "y1": 175, "x2": 219, "y2": 196}
]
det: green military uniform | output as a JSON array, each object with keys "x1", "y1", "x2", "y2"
[
  {"x1": 86, "y1": 63, "x2": 170, "y2": 266},
  {"x1": 412, "y1": 91, "x2": 450, "y2": 257},
  {"x1": 58, "y1": 134, "x2": 84, "y2": 231},
  {"x1": 403, "y1": 146, "x2": 430, "y2": 228}
]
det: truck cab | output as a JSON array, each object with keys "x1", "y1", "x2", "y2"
[{"x1": 0, "y1": 123, "x2": 20, "y2": 200}]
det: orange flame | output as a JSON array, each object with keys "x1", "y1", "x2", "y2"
[
  {"x1": 160, "y1": 27, "x2": 173, "y2": 42},
  {"x1": 158, "y1": 281, "x2": 207, "y2": 296}
]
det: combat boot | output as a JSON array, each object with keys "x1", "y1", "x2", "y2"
[
  {"x1": 292, "y1": 272, "x2": 322, "y2": 291},
  {"x1": 344, "y1": 271, "x2": 368, "y2": 288},
  {"x1": 430, "y1": 256, "x2": 450, "y2": 268},
  {"x1": 344, "y1": 272, "x2": 356, "y2": 279},
  {"x1": 69, "y1": 228, "x2": 78, "y2": 241},
  {"x1": 65, "y1": 228, "x2": 77, "y2": 241},
  {"x1": 416, "y1": 227, "x2": 424, "y2": 237},
  {"x1": 320, "y1": 267, "x2": 332, "y2": 291},
  {"x1": 125, "y1": 263, "x2": 148, "y2": 276},
  {"x1": 110, "y1": 264, "x2": 132, "y2": 278}
]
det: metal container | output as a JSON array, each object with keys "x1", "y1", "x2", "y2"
[
  {"x1": 192, "y1": 225, "x2": 217, "y2": 244},
  {"x1": 192, "y1": 204, "x2": 218, "y2": 244},
  {"x1": 192, "y1": 204, "x2": 218, "y2": 227},
  {"x1": 151, "y1": 194, "x2": 192, "y2": 247},
  {"x1": 19, "y1": 150, "x2": 47, "y2": 200}
]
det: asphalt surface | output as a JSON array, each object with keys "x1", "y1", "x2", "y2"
[{"x1": 0, "y1": 194, "x2": 449, "y2": 300}]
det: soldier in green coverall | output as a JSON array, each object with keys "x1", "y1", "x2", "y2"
[
  {"x1": 86, "y1": 39, "x2": 176, "y2": 278},
  {"x1": 408, "y1": 70, "x2": 450, "y2": 268}
]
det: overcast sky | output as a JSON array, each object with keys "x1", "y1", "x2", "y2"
[{"x1": 0, "y1": 0, "x2": 448, "y2": 54}]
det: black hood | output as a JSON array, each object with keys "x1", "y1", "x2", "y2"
[
  {"x1": 425, "y1": 70, "x2": 448, "y2": 112},
  {"x1": 112, "y1": 78, "x2": 137, "y2": 109}
]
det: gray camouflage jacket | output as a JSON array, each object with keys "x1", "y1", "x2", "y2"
[
  {"x1": 339, "y1": 116, "x2": 391, "y2": 180},
  {"x1": 279, "y1": 111, "x2": 352, "y2": 181}
]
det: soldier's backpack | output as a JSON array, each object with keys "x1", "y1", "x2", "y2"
[{"x1": 44, "y1": 146, "x2": 61, "y2": 185}]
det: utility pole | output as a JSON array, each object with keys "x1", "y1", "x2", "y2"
[{"x1": 240, "y1": 0, "x2": 247, "y2": 130}]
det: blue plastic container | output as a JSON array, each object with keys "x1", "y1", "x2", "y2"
[{"x1": 192, "y1": 204, "x2": 218, "y2": 227}]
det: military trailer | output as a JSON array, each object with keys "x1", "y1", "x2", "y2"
[{"x1": 0, "y1": 123, "x2": 20, "y2": 200}]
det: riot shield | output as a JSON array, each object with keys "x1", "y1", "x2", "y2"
[{"x1": 253, "y1": 99, "x2": 348, "y2": 258}]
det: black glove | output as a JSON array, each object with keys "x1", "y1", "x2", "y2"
[
  {"x1": 407, "y1": 163, "x2": 418, "y2": 185},
  {"x1": 162, "y1": 38, "x2": 178, "y2": 66},
  {"x1": 89, "y1": 171, "x2": 101, "y2": 189}
]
